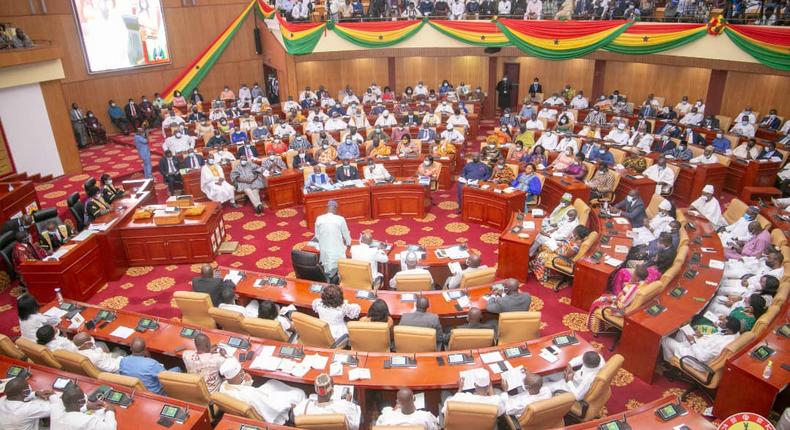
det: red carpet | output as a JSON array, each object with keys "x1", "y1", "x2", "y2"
[{"x1": 0, "y1": 133, "x2": 715, "y2": 418}]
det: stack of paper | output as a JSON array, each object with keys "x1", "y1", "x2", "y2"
[
  {"x1": 531, "y1": 209, "x2": 545, "y2": 217},
  {"x1": 109, "y1": 326, "x2": 135, "y2": 339},
  {"x1": 348, "y1": 368, "x2": 371, "y2": 381},
  {"x1": 444, "y1": 246, "x2": 470, "y2": 260},
  {"x1": 522, "y1": 221, "x2": 536, "y2": 230},
  {"x1": 88, "y1": 223, "x2": 111, "y2": 232},
  {"x1": 480, "y1": 351, "x2": 504, "y2": 364},
  {"x1": 501, "y1": 365, "x2": 525, "y2": 390},
  {"x1": 304, "y1": 354, "x2": 329, "y2": 370},
  {"x1": 71, "y1": 230, "x2": 95, "y2": 242},
  {"x1": 503, "y1": 187, "x2": 515, "y2": 194},
  {"x1": 224, "y1": 270, "x2": 243, "y2": 285},
  {"x1": 43, "y1": 307, "x2": 68, "y2": 319},
  {"x1": 250, "y1": 354, "x2": 282, "y2": 371},
  {"x1": 458, "y1": 368, "x2": 489, "y2": 391},
  {"x1": 604, "y1": 256, "x2": 623, "y2": 267},
  {"x1": 614, "y1": 217, "x2": 629, "y2": 225},
  {"x1": 708, "y1": 259, "x2": 725, "y2": 270}
]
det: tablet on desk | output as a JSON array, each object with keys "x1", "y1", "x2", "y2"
[
  {"x1": 160, "y1": 405, "x2": 179, "y2": 419},
  {"x1": 179, "y1": 327, "x2": 197, "y2": 338},
  {"x1": 751, "y1": 345, "x2": 774, "y2": 361},
  {"x1": 655, "y1": 403, "x2": 685, "y2": 421}
]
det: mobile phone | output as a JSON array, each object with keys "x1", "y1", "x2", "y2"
[{"x1": 435, "y1": 356, "x2": 445, "y2": 366}]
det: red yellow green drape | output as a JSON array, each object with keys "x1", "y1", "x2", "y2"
[
  {"x1": 496, "y1": 19, "x2": 633, "y2": 59},
  {"x1": 329, "y1": 19, "x2": 425, "y2": 48},
  {"x1": 256, "y1": 0, "x2": 276, "y2": 19},
  {"x1": 429, "y1": 19, "x2": 509, "y2": 47},
  {"x1": 277, "y1": 14, "x2": 326, "y2": 55},
  {"x1": 725, "y1": 24, "x2": 790, "y2": 71},
  {"x1": 606, "y1": 23, "x2": 707, "y2": 54}
]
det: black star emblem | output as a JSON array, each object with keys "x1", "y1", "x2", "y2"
[
  {"x1": 481, "y1": 35, "x2": 486, "y2": 40},
  {"x1": 642, "y1": 35, "x2": 649, "y2": 42},
  {"x1": 290, "y1": 32, "x2": 294, "y2": 38},
  {"x1": 554, "y1": 39, "x2": 559, "y2": 45},
  {"x1": 378, "y1": 34, "x2": 383, "y2": 40}
]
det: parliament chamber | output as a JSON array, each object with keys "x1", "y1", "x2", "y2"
[{"x1": 1, "y1": 1, "x2": 790, "y2": 429}]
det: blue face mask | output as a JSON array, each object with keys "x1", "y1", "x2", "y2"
[{"x1": 744, "y1": 214, "x2": 755, "y2": 221}]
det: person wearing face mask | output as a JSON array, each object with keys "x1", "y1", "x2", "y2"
[
  {"x1": 536, "y1": 129, "x2": 559, "y2": 151},
  {"x1": 139, "y1": 95, "x2": 159, "y2": 127},
  {"x1": 642, "y1": 156, "x2": 675, "y2": 195},
  {"x1": 158, "y1": 150, "x2": 183, "y2": 195},
  {"x1": 50, "y1": 381, "x2": 117, "y2": 430},
  {"x1": 458, "y1": 153, "x2": 492, "y2": 207},
  {"x1": 362, "y1": 158, "x2": 392, "y2": 182},
  {"x1": 417, "y1": 155, "x2": 441, "y2": 184},
  {"x1": 273, "y1": 120, "x2": 296, "y2": 138},
  {"x1": 431, "y1": 136, "x2": 457, "y2": 158},
  {"x1": 732, "y1": 138, "x2": 760, "y2": 160},
  {"x1": 631, "y1": 198, "x2": 674, "y2": 246},
  {"x1": 541, "y1": 192, "x2": 574, "y2": 230},
  {"x1": 293, "y1": 148, "x2": 317, "y2": 170},
  {"x1": 396, "y1": 135, "x2": 419, "y2": 157},
  {"x1": 305, "y1": 115, "x2": 325, "y2": 134},
  {"x1": 689, "y1": 145, "x2": 719, "y2": 165},
  {"x1": 0, "y1": 375, "x2": 57, "y2": 430},
  {"x1": 666, "y1": 141, "x2": 693, "y2": 161},
  {"x1": 679, "y1": 106, "x2": 703, "y2": 126},
  {"x1": 584, "y1": 105, "x2": 607, "y2": 127},
  {"x1": 481, "y1": 135, "x2": 502, "y2": 166},
  {"x1": 374, "y1": 109, "x2": 397, "y2": 128},
  {"x1": 537, "y1": 104, "x2": 558, "y2": 122},
  {"x1": 70, "y1": 102, "x2": 89, "y2": 149},
  {"x1": 337, "y1": 137, "x2": 360, "y2": 160},
  {"x1": 99, "y1": 173, "x2": 124, "y2": 203},
  {"x1": 490, "y1": 157, "x2": 516, "y2": 185},
  {"x1": 195, "y1": 118, "x2": 214, "y2": 143},
  {"x1": 265, "y1": 136, "x2": 289, "y2": 155},
  {"x1": 336, "y1": 158, "x2": 360, "y2": 182},
  {"x1": 162, "y1": 127, "x2": 194, "y2": 154},
  {"x1": 710, "y1": 132, "x2": 730, "y2": 153},
  {"x1": 161, "y1": 109, "x2": 186, "y2": 135},
  {"x1": 106, "y1": 99, "x2": 130, "y2": 135},
  {"x1": 2, "y1": 213, "x2": 33, "y2": 237},
  {"x1": 39, "y1": 219, "x2": 73, "y2": 252},
  {"x1": 287, "y1": 135, "x2": 310, "y2": 152},
  {"x1": 731, "y1": 116, "x2": 756, "y2": 138},
  {"x1": 200, "y1": 156, "x2": 237, "y2": 207},
  {"x1": 261, "y1": 151, "x2": 286, "y2": 174},
  {"x1": 440, "y1": 125, "x2": 465, "y2": 145},
  {"x1": 757, "y1": 141, "x2": 781, "y2": 160},
  {"x1": 718, "y1": 205, "x2": 760, "y2": 245},
  {"x1": 212, "y1": 144, "x2": 236, "y2": 164},
  {"x1": 316, "y1": 140, "x2": 339, "y2": 164},
  {"x1": 186, "y1": 105, "x2": 206, "y2": 123},
  {"x1": 325, "y1": 111, "x2": 348, "y2": 132},
  {"x1": 434, "y1": 100, "x2": 454, "y2": 117},
  {"x1": 231, "y1": 155, "x2": 266, "y2": 214},
  {"x1": 529, "y1": 208, "x2": 579, "y2": 257},
  {"x1": 209, "y1": 106, "x2": 227, "y2": 122},
  {"x1": 585, "y1": 162, "x2": 617, "y2": 201},
  {"x1": 512, "y1": 163, "x2": 543, "y2": 212},
  {"x1": 759, "y1": 109, "x2": 782, "y2": 130},
  {"x1": 689, "y1": 185, "x2": 725, "y2": 227},
  {"x1": 83, "y1": 110, "x2": 108, "y2": 144},
  {"x1": 182, "y1": 148, "x2": 205, "y2": 170},
  {"x1": 84, "y1": 186, "x2": 111, "y2": 224}
]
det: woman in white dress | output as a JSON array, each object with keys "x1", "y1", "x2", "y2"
[{"x1": 311, "y1": 285, "x2": 361, "y2": 341}]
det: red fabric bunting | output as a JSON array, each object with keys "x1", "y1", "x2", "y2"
[
  {"x1": 277, "y1": 13, "x2": 324, "y2": 32},
  {"x1": 335, "y1": 20, "x2": 421, "y2": 31},
  {"x1": 433, "y1": 20, "x2": 501, "y2": 33},
  {"x1": 497, "y1": 19, "x2": 627, "y2": 39},
  {"x1": 727, "y1": 24, "x2": 790, "y2": 45},
  {"x1": 623, "y1": 23, "x2": 705, "y2": 34}
]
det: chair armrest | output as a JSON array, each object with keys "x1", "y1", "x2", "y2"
[
  {"x1": 599, "y1": 306, "x2": 625, "y2": 330},
  {"x1": 679, "y1": 355, "x2": 715, "y2": 385},
  {"x1": 570, "y1": 400, "x2": 589, "y2": 422},
  {"x1": 551, "y1": 255, "x2": 575, "y2": 276},
  {"x1": 331, "y1": 334, "x2": 349, "y2": 349},
  {"x1": 287, "y1": 330, "x2": 298, "y2": 344}
]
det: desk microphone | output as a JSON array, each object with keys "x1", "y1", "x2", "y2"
[{"x1": 129, "y1": 389, "x2": 136, "y2": 405}]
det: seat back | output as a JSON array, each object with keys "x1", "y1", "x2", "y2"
[
  {"x1": 83, "y1": 177, "x2": 97, "y2": 193},
  {"x1": 372, "y1": 427, "x2": 424, "y2": 430},
  {"x1": 33, "y1": 208, "x2": 60, "y2": 235},
  {"x1": 173, "y1": 291, "x2": 216, "y2": 328},
  {"x1": 582, "y1": 161, "x2": 596, "y2": 181},
  {"x1": 517, "y1": 392, "x2": 576, "y2": 429},
  {"x1": 394, "y1": 273, "x2": 433, "y2": 291},
  {"x1": 448, "y1": 328, "x2": 495, "y2": 350},
  {"x1": 458, "y1": 266, "x2": 497, "y2": 289},
  {"x1": 241, "y1": 317, "x2": 290, "y2": 342},
  {"x1": 158, "y1": 371, "x2": 212, "y2": 405},
  {"x1": 771, "y1": 229, "x2": 788, "y2": 248},
  {"x1": 751, "y1": 304, "x2": 780, "y2": 337},
  {"x1": 97, "y1": 372, "x2": 147, "y2": 391},
  {"x1": 0, "y1": 334, "x2": 26, "y2": 360},
  {"x1": 347, "y1": 321, "x2": 391, "y2": 352},
  {"x1": 294, "y1": 414, "x2": 349, "y2": 430},
  {"x1": 573, "y1": 198, "x2": 591, "y2": 227},
  {"x1": 444, "y1": 401, "x2": 499, "y2": 430},
  {"x1": 291, "y1": 312, "x2": 336, "y2": 348},
  {"x1": 303, "y1": 165, "x2": 328, "y2": 182},
  {"x1": 53, "y1": 349, "x2": 101, "y2": 378},
  {"x1": 15, "y1": 338, "x2": 61, "y2": 369},
  {"x1": 0, "y1": 231, "x2": 16, "y2": 277},
  {"x1": 723, "y1": 198, "x2": 748, "y2": 225},
  {"x1": 774, "y1": 282, "x2": 789, "y2": 307},
  {"x1": 208, "y1": 307, "x2": 246, "y2": 334},
  {"x1": 716, "y1": 115, "x2": 732, "y2": 131},
  {"x1": 67, "y1": 193, "x2": 85, "y2": 231},
  {"x1": 574, "y1": 231, "x2": 599, "y2": 263},
  {"x1": 623, "y1": 281, "x2": 665, "y2": 314},
  {"x1": 645, "y1": 193, "x2": 666, "y2": 219},
  {"x1": 497, "y1": 311, "x2": 541, "y2": 345},
  {"x1": 210, "y1": 392, "x2": 264, "y2": 421},
  {"x1": 291, "y1": 249, "x2": 328, "y2": 283},
  {"x1": 575, "y1": 354, "x2": 624, "y2": 421},
  {"x1": 337, "y1": 258, "x2": 374, "y2": 290},
  {"x1": 393, "y1": 325, "x2": 436, "y2": 352}
]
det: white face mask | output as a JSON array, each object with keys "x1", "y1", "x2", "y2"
[
  {"x1": 626, "y1": 196, "x2": 634, "y2": 202},
  {"x1": 240, "y1": 160, "x2": 248, "y2": 166},
  {"x1": 323, "y1": 145, "x2": 329, "y2": 150},
  {"x1": 269, "y1": 156, "x2": 276, "y2": 161},
  {"x1": 424, "y1": 160, "x2": 431, "y2": 166},
  {"x1": 23, "y1": 387, "x2": 36, "y2": 402},
  {"x1": 106, "y1": 179, "x2": 113, "y2": 186},
  {"x1": 207, "y1": 159, "x2": 215, "y2": 165}
]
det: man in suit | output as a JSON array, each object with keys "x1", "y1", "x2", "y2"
[
  {"x1": 455, "y1": 307, "x2": 496, "y2": 331},
  {"x1": 293, "y1": 148, "x2": 317, "y2": 170},
  {"x1": 651, "y1": 135, "x2": 676, "y2": 154},
  {"x1": 192, "y1": 264, "x2": 234, "y2": 307},
  {"x1": 633, "y1": 114, "x2": 652, "y2": 133},
  {"x1": 611, "y1": 189, "x2": 646, "y2": 228},
  {"x1": 158, "y1": 149, "x2": 183, "y2": 195},
  {"x1": 236, "y1": 142, "x2": 259, "y2": 160},
  {"x1": 486, "y1": 278, "x2": 531, "y2": 313},
  {"x1": 335, "y1": 159, "x2": 359, "y2": 182},
  {"x1": 700, "y1": 115, "x2": 720, "y2": 129},
  {"x1": 182, "y1": 148, "x2": 205, "y2": 170},
  {"x1": 495, "y1": 75, "x2": 514, "y2": 109},
  {"x1": 417, "y1": 123, "x2": 436, "y2": 142},
  {"x1": 759, "y1": 109, "x2": 782, "y2": 130},
  {"x1": 124, "y1": 98, "x2": 141, "y2": 129},
  {"x1": 400, "y1": 297, "x2": 444, "y2": 347},
  {"x1": 527, "y1": 77, "x2": 542, "y2": 97},
  {"x1": 39, "y1": 220, "x2": 73, "y2": 252}
]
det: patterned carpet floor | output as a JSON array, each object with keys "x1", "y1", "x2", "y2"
[{"x1": 0, "y1": 127, "x2": 715, "y2": 419}]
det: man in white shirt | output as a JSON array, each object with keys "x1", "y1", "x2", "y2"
[
  {"x1": 441, "y1": 370, "x2": 505, "y2": 425},
  {"x1": 305, "y1": 116, "x2": 325, "y2": 134},
  {"x1": 449, "y1": 0, "x2": 466, "y2": 19},
  {"x1": 435, "y1": 101, "x2": 454, "y2": 116},
  {"x1": 162, "y1": 130, "x2": 195, "y2": 154},
  {"x1": 441, "y1": 127, "x2": 465, "y2": 144},
  {"x1": 689, "y1": 145, "x2": 719, "y2": 165},
  {"x1": 628, "y1": 128, "x2": 653, "y2": 153},
  {"x1": 545, "y1": 351, "x2": 605, "y2": 400},
  {"x1": 342, "y1": 91, "x2": 360, "y2": 106},
  {"x1": 350, "y1": 232, "x2": 389, "y2": 286},
  {"x1": 73, "y1": 332, "x2": 123, "y2": 373},
  {"x1": 498, "y1": 0, "x2": 512, "y2": 14},
  {"x1": 315, "y1": 200, "x2": 351, "y2": 277},
  {"x1": 325, "y1": 112, "x2": 348, "y2": 131},
  {"x1": 390, "y1": 252, "x2": 433, "y2": 289},
  {"x1": 689, "y1": 185, "x2": 725, "y2": 227},
  {"x1": 307, "y1": 107, "x2": 329, "y2": 123},
  {"x1": 544, "y1": 93, "x2": 566, "y2": 107},
  {"x1": 529, "y1": 209, "x2": 579, "y2": 256},
  {"x1": 525, "y1": 114, "x2": 544, "y2": 131},
  {"x1": 282, "y1": 96, "x2": 300, "y2": 112},
  {"x1": 218, "y1": 287, "x2": 259, "y2": 318},
  {"x1": 362, "y1": 89, "x2": 379, "y2": 105},
  {"x1": 299, "y1": 86, "x2": 317, "y2": 104},
  {"x1": 675, "y1": 96, "x2": 692, "y2": 116},
  {"x1": 376, "y1": 387, "x2": 439, "y2": 429},
  {"x1": 632, "y1": 199, "x2": 674, "y2": 246},
  {"x1": 570, "y1": 91, "x2": 588, "y2": 109},
  {"x1": 556, "y1": 132, "x2": 578, "y2": 153},
  {"x1": 731, "y1": 117, "x2": 756, "y2": 138},
  {"x1": 447, "y1": 110, "x2": 469, "y2": 130},
  {"x1": 732, "y1": 139, "x2": 760, "y2": 160},
  {"x1": 642, "y1": 156, "x2": 675, "y2": 194},
  {"x1": 736, "y1": 107, "x2": 757, "y2": 124},
  {"x1": 535, "y1": 130, "x2": 558, "y2": 152},
  {"x1": 444, "y1": 254, "x2": 488, "y2": 289},
  {"x1": 363, "y1": 158, "x2": 392, "y2": 181},
  {"x1": 661, "y1": 317, "x2": 740, "y2": 364},
  {"x1": 537, "y1": 106, "x2": 557, "y2": 122},
  {"x1": 679, "y1": 107, "x2": 703, "y2": 126},
  {"x1": 294, "y1": 374, "x2": 362, "y2": 430},
  {"x1": 375, "y1": 110, "x2": 398, "y2": 127},
  {"x1": 414, "y1": 81, "x2": 429, "y2": 96},
  {"x1": 219, "y1": 358, "x2": 305, "y2": 425},
  {"x1": 36, "y1": 325, "x2": 77, "y2": 352},
  {"x1": 500, "y1": 371, "x2": 552, "y2": 416},
  {"x1": 719, "y1": 205, "x2": 760, "y2": 247},
  {"x1": 273, "y1": 120, "x2": 296, "y2": 139},
  {"x1": 0, "y1": 376, "x2": 55, "y2": 430},
  {"x1": 604, "y1": 122, "x2": 630, "y2": 146},
  {"x1": 50, "y1": 383, "x2": 116, "y2": 430},
  {"x1": 161, "y1": 110, "x2": 185, "y2": 134}
]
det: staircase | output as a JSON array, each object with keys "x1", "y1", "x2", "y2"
[{"x1": 1, "y1": 171, "x2": 54, "y2": 184}]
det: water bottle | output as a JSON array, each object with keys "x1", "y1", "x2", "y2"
[
  {"x1": 7, "y1": 183, "x2": 13, "y2": 192},
  {"x1": 762, "y1": 360, "x2": 773, "y2": 379},
  {"x1": 54, "y1": 288, "x2": 64, "y2": 305}
]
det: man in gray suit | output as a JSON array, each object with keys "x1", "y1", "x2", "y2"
[
  {"x1": 191, "y1": 264, "x2": 234, "y2": 307},
  {"x1": 486, "y1": 278, "x2": 531, "y2": 314},
  {"x1": 399, "y1": 297, "x2": 444, "y2": 347},
  {"x1": 612, "y1": 189, "x2": 646, "y2": 228}
]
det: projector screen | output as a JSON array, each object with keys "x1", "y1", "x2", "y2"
[{"x1": 72, "y1": 0, "x2": 171, "y2": 73}]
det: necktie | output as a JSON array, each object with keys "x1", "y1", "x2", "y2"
[
  {"x1": 246, "y1": 146, "x2": 252, "y2": 158},
  {"x1": 130, "y1": 104, "x2": 136, "y2": 116},
  {"x1": 168, "y1": 158, "x2": 175, "y2": 172}
]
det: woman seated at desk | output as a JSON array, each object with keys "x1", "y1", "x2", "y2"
[
  {"x1": 512, "y1": 163, "x2": 542, "y2": 211},
  {"x1": 396, "y1": 135, "x2": 420, "y2": 158},
  {"x1": 312, "y1": 285, "x2": 361, "y2": 342},
  {"x1": 563, "y1": 152, "x2": 588, "y2": 180},
  {"x1": 367, "y1": 138, "x2": 392, "y2": 159},
  {"x1": 100, "y1": 173, "x2": 124, "y2": 203},
  {"x1": 507, "y1": 141, "x2": 528, "y2": 164},
  {"x1": 550, "y1": 147, "x2": 576, "y2": 172},
  {"x1": 530, "y1": 225, "x2": 590, "y2": 284},
  {"x1": 521, "y1": 145, "x2": 548, "y2": 169},
  {"x1": 431, "y1": 137, "x2": 456, "y2": 157},
  {"x1": 417, "y1": 156, "x2": 441, "y2": 183},
  {"x1": 587, "y1": 263, "x2": 649, "y2": 332},
  {"x1": 490, "y1": 158, "x2": 516, "y2": 185}
]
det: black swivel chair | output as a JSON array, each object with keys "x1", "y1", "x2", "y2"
[
  {"x1": 83, "y1": 178, "x2": 97, "y2": 193},
  {"x1": 291, "y1": 249, "x2": 331, "y2": 283},
  {"x1": 0, "y1": 231, "x2": 17, "y2": 279},
  {"x1": 67, "y1": 193, "x2": 85, "y2": 231},
  {"x1": 32, "y1": 208, "x2": 60, "y2": 236}
]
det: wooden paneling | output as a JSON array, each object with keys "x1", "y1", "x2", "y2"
[
  {"x1": 602, "y1": 62, "x2": 711, "y2": 108},
  {"x1": 497, "y1": 57, "x2": 595, "y2": 105},
  {"x1": 395, "y1": 56, "x2": 488, "y2": 93},
  {"x1": 295, "y1": 58, "x2": 389, "y2": 97},
  {"x1": 721, "y1": 71, "x2": 790, "y2": 121},
  {"x1": 40, "y1": 80, "x2": 82, "y2": 174}
]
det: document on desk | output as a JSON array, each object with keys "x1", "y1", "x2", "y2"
[
  {"x1": 348, "y1": 368, "x2": 371, "y2": 381},
  {"x1": 447, "y1": 261, "x2": 462, "y2": 274},
  {"x1": 46, "y1": 247, "x2": 72, "y2": 261},
  {"x1": 305, "y1": 354, "x2": 329, "y2": 370},
  {"x1": 331, "y1": 385, "x2": 354, "y2": 401},
  {"x1": 480, "y1": 351, "x2": 504, "y2": 364},
  {"x1": 459, "y1": 368, "x2": 489, "y2": 391},
  {"x1": 329, "y1": 361, "x2": 343, "y2": 376},
  {"x1": 109, "y1": 326, "x2": 135, "y2": 339},
  {"x1": 501, "y1": 366, "x2": 525, "y2": 391},
  {"x1": 71, "y1": 230, "x2": 95, "y2": 242},
  {"x1": 614, "y1": 245, "x2": 629, "y2": 254},
  {"x1": 250, "y1": 354, "x2": 281, "y2": 371},
  {"x1": 290, "y1": 363, "x2": 311, "y2": 378},
  {"x1": 613, "y1": 217, "x2": 629, "y2": 225},
  {"x1": 88, "y1": 223, "x2": 111, "y2": 232},
  {"x1": 708, "y1": 259, "x2": 725, "y2": 270},
  {"x1": 43, "y1": 307, "x2": 68, "y2": 319},
  {"x1": 503, "y1": 187, "x2": 516, "y2": 194},
  {"x1": 444, "y1": 246, "x2": 470, "y2": 260},
  {"x1": 522, "y1": 221, "x2": 536, "y2": 230},
  {"x1": 679, "y1": 324, "x2": 695, "y2": 337},
  {"x1": 414, "y1": 392, "x2": 426, "y2": 410},
  {"x1": 531, "y1": 209, "x2": 545, "y2": 217},
  {"x1": 456, "y1": 295, "x2": 471, "y2": 308},
  {"x1": 700, "y1": 247, "x2": 716, "y2": 253},
  {"x1": 224, "y1": 270, "x2": 244, "y2": 285},
  {"x1": 604, "y1": 257, "x2": 623, "y2": 267}
]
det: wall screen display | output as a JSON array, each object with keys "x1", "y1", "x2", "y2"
[{"x1": 72, "y1": 0, "x2": 170, "y2": 73}]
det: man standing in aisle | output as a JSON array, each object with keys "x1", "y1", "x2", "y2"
[
  {"x1": 315, "y1": 200, "x2": 351, "y2": 278},
  {"x1": 133, "y1": 127, "x2": 153, "y2": 179},
  {"x1": 496, "y1": 75, "x2": 514, "y2": 110}
]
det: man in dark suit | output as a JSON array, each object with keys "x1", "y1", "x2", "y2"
[
  {"x1": 700, "y1": 115, "x2": 720, "y2": 129},
  {"x1": 182, "y1": 149, "x2": 205, "y2": 170},
  {"x1": 236, "y1": 142, "x2": 259, "y2": 160},
  {"x1": 192, "y1": 264, "x2": 234, "y2": 307},
  {"x1": 417, "y1": 124, "x2": 436, "y2": 141},
  {"x1": 158, "y1": 149, "x2": 183, "y2": 195},
  {"x1": 335, "y1": 159, "x2": 359, "y2": 182},
  {"x1": 612, "y1": 189, "x2": 646, "y2": 228},
  {"x1": 455, "y1": 307, "x2": 497, "y2": 331},
  {"x1": 402, "y1": 111, "x2": 420, "y2": 126},
  {"x1": 651, "y1": 135, "x2": 676, "y2": 154},
  {"x1": 759, "y1": 109, "x2": 782, "y2": 131},
  {"x1": 124, "y1": 98, "x2": 141, "y2": 129},
  {"x1": 496, "y1": 75, "x2": 514, "y2": 109},
  {"x1": 634, "y1": 115, "x2": 652, "y2": 133},
  {"x1": 527, "y1": 77, "x2": 542, "y2": 97},
  {"x1": 293, "y1": 149, "x2": 317, "y2": 169},
  {"x1": 486, "y1": 278, "x2": 531, "y2": 313},
  {"x1": 656, "y1": 120, "x2": 681, "y2": 138},
  {"x1": 400, "y1": 297, "x2": 444, "y2": 347}
]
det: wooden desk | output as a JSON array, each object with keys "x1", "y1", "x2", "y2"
[
  {"x1": 760, "y1": 205, "x2": 790, "y2": 232},
  {"x1": 215, "y1": 415, "x2": 298, "y2": 429},
  {"x1": 541, "y1": 174, "x2": 590, "y2": 214},
  {"x1": 379, "y1": 156, "x2": 456, "y2": 190},
  {"x1": 562, "y1": 396, "x2": 716, "y2": 430},
  {"x1": 714, "y1": 313, "x2": 790, "y2": 419},
  {"x1": 725, "y1": 159, "x2": 782, "y2": 195},
  {"x1": 266, "y1": 170, "x2": 304, "y2": 209},
  {"x1": 461, "y1": 183, "x2": 525, "y2": 230},
  {"x1": 671, "y1": 162, "x2": 728, "y2": 206},
  {"x1": 369, "y1": 181, "x2": 429, "y2": 219},
  {"x1": 383, "y1": 243, "x2": 468, "y2": 288},
  {"x1": 303, "y1": 186, "x2": 372, "y2": 229},
  {"x1": 119, "y1": 202, "x2": 223, "y2": 266},
  {"x1": 614, "y1": 171, "x2": 656, "y2": 206},
  {"x1": 181, "y1": 166, "x2": 216, "y2": 201},
  {"x1": 619, "y1": 214, "x2": 724, "y2": 383},
  {"x1": 0, "y1": 356, "x2": 213, "y2": 430},
  {"x1": 0, "y1": 180, "x2": 38, "y2": 225},
  {"x1": 497, "y1": 212, "x2": 539, "y2": 283}
]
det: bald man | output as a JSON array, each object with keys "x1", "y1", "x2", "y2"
[
  {"x1": 192, "y1": 264, "x2": 233, "y2": 307},
  {"x1": 50, "y1": 383, "x2": 116, "y2": 430},
  {"x1": 399, "y1": 297, "x2": 444, "y2": 348},
  {"x1": 73, "y1": 332, "x2": 123, "y2": 373},
  {"x1": 349, "y1": 232, "x2": 389, "y2": 285},
  {"x1": 486, "y1": 278, "x2": 531, "y2": 313},
  {"x1": 182, "y1": 333, "x2": 228, "y2": 392},
  {"x1": 390, "y1": 252, "x2": 433, "y2": 289},
  {"x1": 444, "y1": 254, "x2": 488, "y2": 290},
  {"x1": 119, "y1": 338, "x2": 176, "y2": 395},
  {"x1": 0, "y1": 375, "x2": 56, "y2": 430},
  {"x1": 376, "y1": 387, "x2": 439, "y2": 429},
  {"x1": 500, "y1": 371, "x2": 552, "y2": 416},
  {"x1": 455, "y1": 307, "x2": 497, "y2": 331},
  {"x1": 545, "y1": 351, "x2": 605, "y2": 400}
]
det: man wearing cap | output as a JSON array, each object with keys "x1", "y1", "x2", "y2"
[
  {"x1": 390, "y1": 252, "x2": 433, "y2": 289},
  {"x1": 611, "y1": 189, "x2": 646, "y2": 228},
  {"x1": 718, "y1": 205, "x2": 760, "y2": 245},
  {"x1": 690, "y1": 145, "x2": 720, "y2": 165},
  {"x1": 631, "y1": 198, "x2": 674, "y2": 246},
  {"x1": 529, "y1": 209, "x2": 579, "y2": 257},
  {"x1": 642, "y1": 156, "x2": 675, "y2": 195},
  {"x1": 294, "y1": 374, "x2": 361, "y2": 430},
  {"x1": 690, "y1": 185, "x2": 725, "y2": 227},
  {"x1": 315, "y1": 200, "x2": 351, "y2": 277},
  {"x1": 604, "y1": 123, "x2": 630, "y2": 146},
  {"x1": 542, "y1": 193, "x2": 574, "y2": 229},
  {"x1": 440, "y1": 369, "x2": 505, "y2": 426},
  {"x1": 219, "y1": 358, "x2": 306, "y2": 425},
  {"x1": 376, "y1": 387, "x2": 439, "y2": 429},
  {"x1": 545, "y1": 351, "x2": 605, "y2": 400}
]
